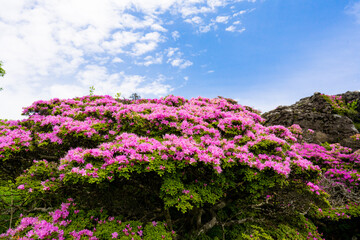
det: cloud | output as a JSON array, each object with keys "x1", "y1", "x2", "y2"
[
  {"x1": 181, "y1": 2, "x2": 253, "y2": 33},
  {"x1": 48, "y1": 84, "x2": 87, "y2": 99},
  {"x1": 137, "y1": 75, "x2": 174, "y2": 95},
  {"x1": 112, "y1": 57, "x2": 124, "y2": 63},
  {"x1": 346, "y1": 1, "x2": 360, "y2": 24},
  {"x1": 102, "y1": 31, "x2": 142, "y2": 54},
  {"x1": 179, "y1": 6, "x2": 212, "y2": 17},
  {"x1": 135, "y1": 54, "x2": 163, "y2": 66},
  {"x1": 171, "y1": 31, "x2": 180, "y2": 40},
  {"x1": 170, "y1": 59, "x2": 193, "y2": 69},
  {"x1": 225, "y1": 25, "x2": 236, "y2": 32},
  {"x1": 232, "y1": 8, "x2": 255, "y2": 17},
  {"x1": 166, "y1": 47, "x2": 179, "y2": 57},
  {"x1": 134, "y1": 47, "x2": 192, "y2": 68},
  {"x1": 131, "y1": 41, "x2": 159, "y2": 56},
  {"x1": 199, "y1": 23, "x2": 216, "y2": 33},
  {"x1": 165, "y1": 47, "x2": 193, "y2": 69},
  {"x1": 75, "y1": 65, "x2": 172, "y2": 97},
  {"x1": 233, "y1": 10, "x2": 247, "y2": 16},
  {"x1": 215, "y1": 16, "x2": 229, "y2": 23},
  {"x1": 0, "y1": 0, "x2": 256, "y2": 119},
  {"x1": 225, "y1": 25, "x2": 245, "y2": 33},
  {"x1": 185, "y1": 16, "x2": 203, "y2": 25}
]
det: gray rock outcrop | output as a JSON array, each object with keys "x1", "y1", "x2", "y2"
[{"x1": 262, "y1": 91, "x2": 360, "y2": 150}]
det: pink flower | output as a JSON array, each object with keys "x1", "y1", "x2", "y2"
[
  {"x1": 17, "y1": 184, "x2": 25, "y2": 190},
  {"x1": 182, "y1": 189, "x2": 190, "y2": 194}
]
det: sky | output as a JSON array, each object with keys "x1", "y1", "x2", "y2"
[{"x1": 0, "y1": 0, "x2": 360, "y2": 120}]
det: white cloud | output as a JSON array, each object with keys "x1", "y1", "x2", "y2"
[
  {"x1": 182, "y1": 1, "x2": 250, "y2": 33},
  {"x1": 118, "y1": 14, "x2": 162, "y2": 30},
  {"x1": 199, "y1": 23, "x2": 216, "y2": 33},
  {"x1": 233, "y1": 8, "x2": 255, "y2": 17},
  {"x1": 185, "y1": 16, "x2": 203, "y2": 25},
  {"x1": 48, "y1": 84, "x2": 87, "y2": 99},
  {"x1": 130, "y1": 32, "x2": 164, "y2": 56},
  {"x1": 225, "y1": 25, "x2": 245, "y2": 33},
  {"x1": 171, "y1": 31, "x2": 180, "y2": 40},
  {"x1": 151, "y1": 23, "x2": 167, "y2": 32},
  {"x1": 346, "y1": 2, "x2": 360, "y2": 24},
  {"x1": 233, "y1": 10, "x2": 247, "y2": 16},
  {"x1": 0, "y1": 0, "x2": 256, "y2": 119},
  {"x1": 179, "y1": 6, "x2": 212, "y2": 17},
  {"x1": 137, "y1": 75, "x2": 173, "y2": 95},
  {"x1": 135, "y1": 54, "x2": 163, "y2": 66},
  {"x1": 225, "y1": 25, "x2": 236, "y2": 32},
  {"x1": 165, "y1": 47, "x2": 193, "y2": 69},
  {"x1": 166, "y1": 47, "x2": 179, "y2": 57},
  {"x1": 112, "y1": 57, "x2": 124, "y2": 63},
  {"x1": 215, "y1": 16, "x2": 229, "y2": 23},
  {"x1": 75, "y1": 65, "x2": 172, "y2": 98},
  {"x1": 170, "y1": 58, "x2": 193, "y2": 69},
  {"x1": 102, "y1": 31, "x2": 141, "y2": 53},
  {"x1": 131, "y1": 41, "x2": 159, "y2": 56},
  {"x1": 76, "y1": 65, "x2": 110, "y2": 87},
  {"x1": 207, "y1": 0, "x2": 228, "y2": 8},
  {"x1": 0, "y1": 84, "x2": 40, "y2": 120},
  {"x1": 141, "y1": 32, "x2": 162, "y2": 42}
]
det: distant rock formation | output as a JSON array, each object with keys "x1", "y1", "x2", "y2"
[{"x1": 262, "y1": 91, "x2": 360, "y2": 150}]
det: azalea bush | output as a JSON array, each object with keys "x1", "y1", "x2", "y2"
[
  {"x1": 0, "y1": 95, "x2": 359, "y2": 239},
  {"x1": 321, "y1": 94, "x2": 358, "y2": 117},
  {"x1": 351, "y1": 134, "x2": 360, "y2": 142}
]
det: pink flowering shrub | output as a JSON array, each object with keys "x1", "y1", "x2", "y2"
[
  {"x1": 321, "y1": 94, "x2": 358, "y2": 117},
  {"x1": 351, "y1": 134, "x2": 360, "y2": 142},
  {"x1": 0, "y1": 95, "x2": 359, "y2": 239},
  {"x1": 0, "y1": 198, "x2": 173, "y2": 239}
]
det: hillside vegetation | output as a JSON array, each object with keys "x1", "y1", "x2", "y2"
[{"x1": 0, "y1": 95, "x2": 359, "y2": 239}]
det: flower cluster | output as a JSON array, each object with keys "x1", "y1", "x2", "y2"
[
  {"x1": 0, "y1": 120, "x2": 31, "y2": 157},
  {"x1": 1, "y1": 198, "x2": 174, "y2": 239},
  {"x1": 351, "y1": 134, "x2": 360, "y2": 141},
  {"x1": 321, "y1": 94, "x2": 358, "y2": 116},
  {"x1": 293, "y1": 142, "x2": 360, "y2": 192},
  {"x1": 1, "y1": 94, "x2": 359, "y2": 239}
]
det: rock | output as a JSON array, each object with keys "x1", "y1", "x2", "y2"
[{"x1": 262, "y1": 91, "x2": 360, "y2": 150}]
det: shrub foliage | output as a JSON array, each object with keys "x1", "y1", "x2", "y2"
[{"x1": 0, "y1": 95, "x2": 359, "y2": 239}]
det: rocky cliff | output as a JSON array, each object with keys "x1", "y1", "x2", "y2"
[{"x1": 262, "y1": 91, "x2": 360, "y2": 150}]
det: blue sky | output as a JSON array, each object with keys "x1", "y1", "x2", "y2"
[{"x1": 0, "y1": 0, "x2": 360, "y2": 119}]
